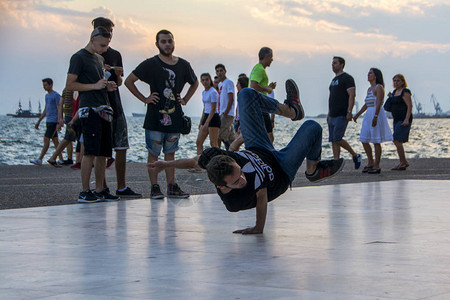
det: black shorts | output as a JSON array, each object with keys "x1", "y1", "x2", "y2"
[
  {"x1": 262, "y1": 113, "x2": 273, "y2": 133},
  {"x1": 45, "y1": 122, "x2": 58, "y2": 138},
  {"x1": 201, "y1": 113, "x2": 221, "y2": 128},
  {"x1": 80, "y1": 109, "x2": 112, "y2": 157}
]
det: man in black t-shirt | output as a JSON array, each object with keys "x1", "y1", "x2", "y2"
[
  {"x1": 327, "y1": 56, "x2": 361, "y2": 169},
  {"x1": 148, "y1": 80, "x2": 345, "y2": 234},
  {"x1": 125, "y1": 29, "x2": 199, "y2": 199},
  {"x1": 66, "y1": 27, "x2": 119, "y2": 203},
  {"x1": 91, "y1": 17, "x2": 141, "y2": 199}
]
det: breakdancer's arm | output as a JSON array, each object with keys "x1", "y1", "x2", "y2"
[
  {"x1": 147, "y1": 156, "x2": 200, "y2": 173},
  {"x1": 233, "y1": 188, "x2": 268, "y2": 235}
]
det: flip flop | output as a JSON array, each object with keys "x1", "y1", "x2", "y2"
[
  {"x1": 362, "y1": 166, "x2": 373, "y2": 173},
  {"x1": 391, "y1": 164, "x2": 401, "y2": 170},
  {"x1": 392, "y1": 163, "x2": 409, "y2": 171},
  {"x1": 368, "y1": 168, "x2": 381, "y2": 174},
  {"x1": 47, "y1": 160, "x2": 62, "y2": 168}
]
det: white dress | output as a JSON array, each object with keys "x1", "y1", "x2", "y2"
[{"x1": 360, "y1": 87, "x2": 393, "y2": 143}]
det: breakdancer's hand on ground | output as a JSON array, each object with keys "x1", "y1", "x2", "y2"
[{"x1": 147, "y1": 161, "x2": 168, "y2": 173}]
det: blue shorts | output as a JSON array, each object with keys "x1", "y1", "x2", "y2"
[
  {"x1": 145, "y1": 130, "x2": 180, "y2": 157},
  {"x1": 393, "y1": 121, "x2": 411, "y2": 143},
  {"x1": 328, "y1": 116, "x2": 348, "y2": 142}
]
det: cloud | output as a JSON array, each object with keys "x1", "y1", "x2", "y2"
[
  {"x1": 315, "y1": 20, "x2": 351, "y2": 33},
  {"x1": 246, "y1": 0, "x2": 450, "y2": 42}
]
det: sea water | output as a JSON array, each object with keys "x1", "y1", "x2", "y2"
[{"x1": 0, "y1": 115, "x2": 448, "y2": 165}]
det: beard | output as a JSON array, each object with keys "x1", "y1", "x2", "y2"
[{"x1": 157, "y1": 44, "x2": 174, "y2": 57}]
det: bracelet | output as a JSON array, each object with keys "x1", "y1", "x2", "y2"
[
  {"x1": 347, "y1": 111, "x2": 351, "y2": 113},
  {"x1": 374, "y1": 114, "x2": 378, "y2": 117}
]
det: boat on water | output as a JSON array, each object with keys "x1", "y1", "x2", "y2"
[
  {"x1": 7, "y1": 100, "x2": 41, "y2": 118},
  {"x1": 132, "y1": 112, "x2": 145, "y2": 117}
]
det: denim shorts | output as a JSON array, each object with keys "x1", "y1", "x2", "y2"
[
  {"x1": 145, "y1": 130, "x2": 180, "y2": 157},
  {"x1": 328, "y1": 116, "x2": 348, "y2": 142}
]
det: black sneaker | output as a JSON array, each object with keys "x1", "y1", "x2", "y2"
[
  {"x1": 151, "y1": 184, "x2": 164, "y2": 199},
  {"x1": 284, "y1": 79, "x2": 304, "y2": 121},
  {"x1": 63, "y1": 159, "x2": 74, "y2": 165},
  {"x1": 94, "y1": 188, "x2": 120, "y2": 202},
  {"x1": 78, "y1": 190, "x2": 101, "y2": 203},
  {"x1": 167, "y1": 183, "x2": 189, "y2": 198},
  {"x1": 353, "y1": 154, "x2": 362, "y2": 170},
  {"x1": 305, "y1": 158, "x2": 345, "y2": 183},
  {"x1": 116, "y1": 187, "x2": 142, "y2": 198}
]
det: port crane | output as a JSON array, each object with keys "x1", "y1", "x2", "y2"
[
  {"x1": 430, "y1": 94, "x2": 442, "y2": 116},
  {"x1": 412, "y1": 95, "x2": 423, "y2": 115}
]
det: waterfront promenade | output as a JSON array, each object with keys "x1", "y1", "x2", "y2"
[
  {"x1": 1, "y1": 158, "x2": 450, "y2": 299},
  {"x1": 1, "y1": 158, "x2": 449, "y2": 210}
]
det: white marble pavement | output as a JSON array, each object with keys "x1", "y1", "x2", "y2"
[{"x1": 1, "y1": 180, "x2": 450, "y2": 300}]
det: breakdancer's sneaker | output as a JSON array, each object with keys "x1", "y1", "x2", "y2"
[
  {"x1": 284, "y1": 79, "x2": 304, "y2": 121},
  {"x1": 305, "y1": 158, "x2": 345, "y2": 183}
]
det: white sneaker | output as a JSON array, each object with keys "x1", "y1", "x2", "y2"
[
  {"x1": 57, "y1": 159, "x2": 64, "y2": 165},
  {"x1": 30, "y1": 158, "x2": 42, "y2": 166}
]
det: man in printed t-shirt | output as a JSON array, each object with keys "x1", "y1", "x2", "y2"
[
  {"x1": 327, "y1": 56, "x2": 361, "y2": 169},
  {"x1": 148, "y1": 80, "x2": 345, "y2": 234},
  {"x1": 125, "y1": 29, "x2": 199, "y2": 199},
  {"x1": 249, "y1": 46, "x2": 277, "y2": 142}
]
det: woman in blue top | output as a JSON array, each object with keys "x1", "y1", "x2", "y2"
[{"x1": 387, "y1": 74, "x2": 413, "y2": 170}]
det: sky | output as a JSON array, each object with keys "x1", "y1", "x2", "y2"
[{"x1": 1, "y1": 0, "x2": 450, "y2": 117}]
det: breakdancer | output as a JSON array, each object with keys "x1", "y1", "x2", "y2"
[{"x1": 148, "y1": 80, "x2": 344, "y2": 234}]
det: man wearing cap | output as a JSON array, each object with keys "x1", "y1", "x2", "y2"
[{"x1": 66, "y1": 26, "x2": 119, "y2": 203}]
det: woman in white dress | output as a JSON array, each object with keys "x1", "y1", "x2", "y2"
[{"x1": 353, "y1": 68, "x2": 392, "y2": 174}]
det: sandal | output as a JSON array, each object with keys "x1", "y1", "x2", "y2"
[
  {"x1": 392, "y1": 163, "x2": 409, "y2": 171},
  {"x1": 368, "y1": 168, "x2": 381, "y2": 174},
  {"x1": 47, "y1": 160, "x2": 62, "y2": 168},
  {"x1": 362, "y1": 166, "x2": 373, "y2": 173}
]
